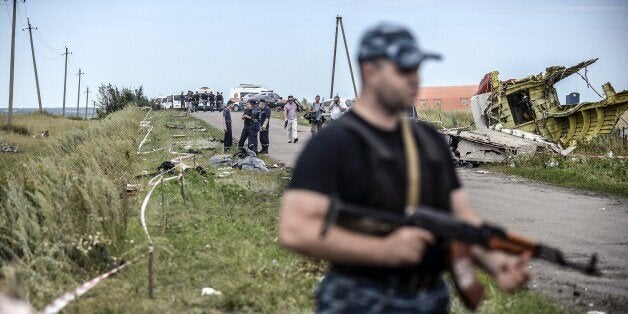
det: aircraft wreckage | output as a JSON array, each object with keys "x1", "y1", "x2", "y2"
[{"x1": 445, "y1": 58, "x2": 628, "y2": 163}]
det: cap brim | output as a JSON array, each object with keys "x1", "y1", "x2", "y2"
[{"x1": 419, "y1": 52, "x2": 442, "y2": 62}]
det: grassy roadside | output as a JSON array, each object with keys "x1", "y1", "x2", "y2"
[
  {"x1": 484, "y1": 132, "x2": 628, "y2": 198},
  {"x1": 1, "y1": 108, "x2": 563, "y2": 313}
]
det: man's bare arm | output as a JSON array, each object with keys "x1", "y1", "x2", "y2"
[{"x1": 279, "y1": 189, "x2": 434, "y2": 267}]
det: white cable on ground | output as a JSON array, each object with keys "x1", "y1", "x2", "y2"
[
  {"x1": 40, "y1": 247, "x2": 152, "y2": 314},
  {"x1": 137, "y1": 126, "x2": 154, "y2": 154}
]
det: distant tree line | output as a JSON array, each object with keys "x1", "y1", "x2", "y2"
[{"x1": 96, "y1": 83, "x2": 152, "y2": 117}]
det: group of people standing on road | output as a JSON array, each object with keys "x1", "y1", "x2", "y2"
[
  {"x1": 222, "y1": 98, "x2": 272, "y2": 154},
  {"x1": 180, "y1": 90, "x2": 224, "y2": 113},
  {"x1": 307, "y1": 95, "x2": 347, "y2": 136},
  {"x1": 222, "y1": 94, "x2": 350, "y2": 155}
]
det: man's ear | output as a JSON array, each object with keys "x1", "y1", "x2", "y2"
[{"x1": 361, "y1": 62, "x2": 379, "y2": 87}]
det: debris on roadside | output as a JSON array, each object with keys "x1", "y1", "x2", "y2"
[
  {"x1": 122, "y1": 184, "x2": 141, "y2": 196},
  {"x1": 165, "y1": 124, "x2": 207, "y2": 132},
  {"x1": 472, "y1": 58, "x2": 627, "y2": 145},
  {"x1": 1, "y1": 143, "x2": 18, "y2": 153},
  {"x1": 194, "y1": 166, "x2": 208, "y2": 176},
  {"x1": 444, "y1": 127, "x2": 574, "y2": 164},
  {"x1": 209, "y1": 155, "x2": 233, "y2": 166},
  {"x1": 546, "y1": 159, "x2": 559, "y2": 168},
  {"x1": 216, "y1": 171, "x2": 233, "y2": 178},
  {"x1": 157, "y1": 161, "x2": 176, "y2": 173},
  {"x1": 201, "y1": 287, "x2": 222, "y2": 296},
  {"x1": 233, "y1": 155, "x2": 269, "y2": 172},
  {"x1": 181, "y1": 139, "x2": 221, "y2": 151}
]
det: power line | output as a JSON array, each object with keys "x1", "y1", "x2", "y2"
[
  {"x1": 3, "y1": 1, "x2": 12, "y2": 25},
  {"x1": 34, "y1": 45, "x2": 62, "y2": 61},
  {"x1": 34, "y1": 29, "x2": 62, "y2": 53},
  {"x1": 15, "y1": 0, "x2": 25, "y2": 28}
]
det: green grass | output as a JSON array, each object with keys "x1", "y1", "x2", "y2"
[
  {"x1": 486, "y1": 131, "x2": 628, "y2": 198},
  {"x1": 486, "y1": 153, "x2": 628, "y2": 198},
  {"x1": 450, "y1": 272, "x2": 565, "y2": 313},
  {"x1": 1, "y1": 108, "x2": 563, "y2": 313},
  {"x1": 417, "y1": 108, "x2": 475, "y2": 129}
]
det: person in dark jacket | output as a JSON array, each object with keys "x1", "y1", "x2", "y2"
[
  {"x1": 258, "y1": 99, "x2": 271, "y2": 154},
  {"x1": 238, "y1": 100, "x2": 254, "y2": 149},
  {"x1": 247, "y1": 100, "x2": 261, "y2": 152},
  {"x1": 223, "y1": 102, "x2": 233, "y2": 152}
]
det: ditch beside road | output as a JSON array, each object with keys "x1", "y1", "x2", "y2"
[{"x1": 194, "y1": 110, "x2": 628, "y2": 312}]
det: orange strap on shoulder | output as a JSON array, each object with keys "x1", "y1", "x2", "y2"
[{"x1": 401, "y1": 118, "x2": 421, "y2": 215}]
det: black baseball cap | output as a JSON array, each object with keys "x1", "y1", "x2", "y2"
[
  {"x1": 358, "y1": 23, "x2": 441, "y2": 70},
  {"x1": 258, "y1": 99, "x2": 266, "y2": 103}
]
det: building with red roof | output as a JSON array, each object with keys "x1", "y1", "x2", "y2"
[{"x1": 415, "y1": 85, "x2": 478, "y2": 111}]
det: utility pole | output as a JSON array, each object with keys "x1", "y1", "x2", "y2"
[
  {"x1": 329, "y1": 16, "x2": 358, "y2": 100},
  {"x1": 338, "y1": 17, "x2": 358, "y2": 98},
  {"x1": 25, "y1": 18, "x2": 43, "y2": 112},
  {"x1": 7, "y1": 0, "x2": 17, "y2": 124},
  {"x1": 84, "y1": 86, "x2": 89, "y2": 118},
  {"x1": 62, "y1": 47, "x2": 72, "y2": 116},
  {"x1": 330, "y1": 16, "x2": 340, "y2": 99},
  {"x1": 76, "y1": 69, "x2": 84, "y2": 117}
]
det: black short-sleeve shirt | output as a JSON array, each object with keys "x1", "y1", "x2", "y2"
[{"x1": 289, "y1": 110, "x2": 461, "y2": 277}]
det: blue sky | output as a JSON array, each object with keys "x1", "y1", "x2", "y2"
[{"x1": 1, "y1": 0, "x2": 627, "y2": 108}]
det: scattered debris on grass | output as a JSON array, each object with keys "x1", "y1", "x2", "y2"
[
  {"x1": 201, "y1": 287, "x2": 222, "y2": 297},
  {"x1": 125, "y1": 184, "x2": 141, "y2": 194},
  {"x1": 1, "y1": 143, "x2": 18, "y2": 153}
]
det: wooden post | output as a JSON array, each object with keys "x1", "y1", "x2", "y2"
[
  {"x1": 179, "y1": 175, "x2": 186, "y2": 205},
  {"x1": 161, "y1": 177, "x2": 166, "y2": 232},
  {"x1": 148, "y1": 246, "x2": 154, "y2": 299}
]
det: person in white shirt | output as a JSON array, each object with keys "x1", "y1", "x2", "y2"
[{"x1": 329, "y1": 95, "x2": 346, "y2": 121}]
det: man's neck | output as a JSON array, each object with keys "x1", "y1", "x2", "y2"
[{"x1": 352, "y1": 93, "x2": 399, "y2": 131}]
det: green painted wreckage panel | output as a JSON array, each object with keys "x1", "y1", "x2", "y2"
[{"x1": 483, "y1": 58, "x2": 628, "y2": 145}]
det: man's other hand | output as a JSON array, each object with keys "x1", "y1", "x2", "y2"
[{"x1": 492, "y1": 252, "x2": 530, "y2": 292}]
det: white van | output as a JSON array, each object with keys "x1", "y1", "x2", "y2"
[{"x1": 229, "y1": 83, "x2": 273, "y2": 101}]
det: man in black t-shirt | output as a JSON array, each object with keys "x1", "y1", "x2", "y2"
[{"x1": 279, "y1": 23, "x2": 529, "y2": 313}]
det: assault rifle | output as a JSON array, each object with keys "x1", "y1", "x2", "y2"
[{"x1": 320, "y1": 199, "x2": 599, "y2": 310}]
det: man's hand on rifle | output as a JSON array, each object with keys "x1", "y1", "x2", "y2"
[{"x1": 381, "y1": 227, "x2": 435, "y2": 267}]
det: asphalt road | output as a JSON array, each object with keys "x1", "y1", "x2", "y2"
[{"x1": 194, "y1": 110, "x2": 628, "y2": 312}]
